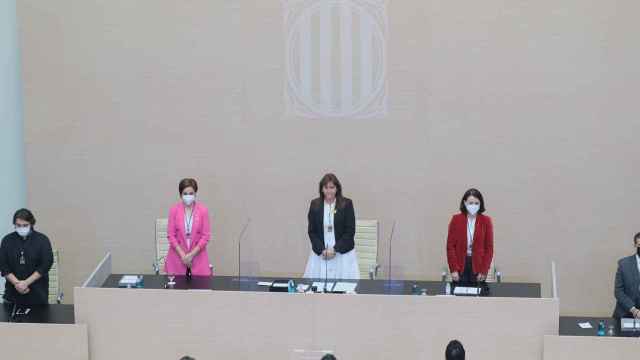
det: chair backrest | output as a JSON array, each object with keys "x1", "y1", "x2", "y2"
[
  {"x1": 156, "y1": 218, "x2": 169, "y2": 274},
  {"x1": 48, "y1": 249, "x2": 61, "y2": 304},
  {"x1": 485, "y1": 258, "x2": 497, "y2": 283},
  {"x1": 0, "y1": 275, "x2": 5, "y2": 303},
  {"x1": 355, "y1": 219, "x2": 379, "y2": 279}
]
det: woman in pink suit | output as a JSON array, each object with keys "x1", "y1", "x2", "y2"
[{"x1": 165, "y1": 178, "x2": 212, "y2": 276}]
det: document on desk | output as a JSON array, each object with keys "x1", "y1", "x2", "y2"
[
  {"x1": 257, "y1": 281, "x2": 273, "y2": 286},
  {"x1": 453, "y1": 286, "x2": 480, "y2": 295},
  {"x1": 578, "y1": 322, "x2": 593, "y2": 329},
  {"x1": 620, "y1": 318, "x2": 640, "y2": 329},
  {"x1": 333, "y1": 282, "x2": 358, "y2": 293},
  {"x1": 312, "y1": 281, "x2": 335, "y2": 291}
]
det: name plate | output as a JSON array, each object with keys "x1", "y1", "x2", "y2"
[
  {"x1": 620, "y1": 318, "x2": 640, "y2": 331},
  {"x1": 453, "y1": 286, "x2": 481, "y2": 296}
]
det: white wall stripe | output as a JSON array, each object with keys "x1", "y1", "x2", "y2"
[
  {"x1": 340, "y1": 2, "x2": 353, "y2": 112},
  {"x1": 360, "y1": 10, "x2": 373, "y2": 103},
  {"x1": 319, "y1": 2, "x2": 332, "y2": 110},
  {"x1": 299, "y1": 12, "x2": 312, "y2": 101}
]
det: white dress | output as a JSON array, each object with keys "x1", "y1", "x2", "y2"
[{"x1": 303, "y1": 201, "x2": 360, "y2": 280}]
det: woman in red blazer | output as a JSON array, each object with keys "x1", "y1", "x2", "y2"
[{"x1": 446, "y1": 188, "x2": 494, "y2": 285}]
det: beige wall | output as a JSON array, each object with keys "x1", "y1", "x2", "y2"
[{"x1": 18, "y1": 0, "x2": 640, "y2": 315}]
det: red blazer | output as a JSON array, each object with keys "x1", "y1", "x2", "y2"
[{"x1": 446, "y1": 213, "x2": 494, "y2": 275}]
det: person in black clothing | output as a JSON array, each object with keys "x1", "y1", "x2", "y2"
[
  {"x1": 0, "y1": 209, "x2": 54, "y2": 305},
  {"x1": 445, "y1": 340, "x2": 465, "y2": 360},
  {"x1": 612, "y1": 232, "x2": 640, "y2": 320},
  {"x1": 303, "y1": 173, "x2": 359, "y2": 280}
]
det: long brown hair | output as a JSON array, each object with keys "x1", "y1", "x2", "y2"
[{"x1": 318, "y1": 173, "x2": 345, "y2": 208}]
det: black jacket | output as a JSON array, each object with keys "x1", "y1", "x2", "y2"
[
  {"x1": 613, "y1": 255, "x2": 640, "y2": 318},
  {"x1": 0, "y1": 230, "x2": 54, "y2": 305},
  {"x1": 307, "y1": 197, "x2": 356, "y2": 256}
]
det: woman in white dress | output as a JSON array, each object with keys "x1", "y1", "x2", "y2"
[{"x1": 304, "y1": 173, "x2": 360, "y2": 280}]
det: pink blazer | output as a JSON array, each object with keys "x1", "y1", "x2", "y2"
[{"x1": 165, "y1": 201, "x2": 212, "y2": 276}]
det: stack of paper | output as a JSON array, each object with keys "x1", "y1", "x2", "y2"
[
  {"x1": 453, "y1": 286, "x2": 481, "y2": 296},
  {"x1": 118, "y1": 275, "x2": 140, "y2": 287},
  {"x1": 312, "y1": 281, "x2": 335, "y2": 291},
  {"x1": 333, "y1": 282, "x2": 358, "y2": 293}
]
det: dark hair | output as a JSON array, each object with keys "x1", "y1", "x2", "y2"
[
  {"x1": 459, "y1": 188, "x2": 486, "y2": 215},
  {"x1": 445, "y1": 340, "x2": 465, "y2": 360},
  {"x1": 318, "y1": 173, "x2": 345, "y2": 207},
  {"x1": 634, "y1": 232, "x2": 640, "y2": 245},
  {"x1": 178, "y1": 178, "x2": 198, "y2": 195},
  {"x1": 13, "y1": 208, "x2": 36, "y2": 226},
  {"x1": 179, "y1": 357, "x2": 195, "y2": 360},
  {"x1": 320, "y1": 354, "x2": 337, "y2": 360}
]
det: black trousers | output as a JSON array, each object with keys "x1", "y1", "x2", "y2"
[{"x1": 460, "y1": 255, "x2": 477, "y2": 285}]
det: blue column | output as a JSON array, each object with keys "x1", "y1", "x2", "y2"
[{"x1": 0, "y1": 0, "x2": 26, "y2": 233}]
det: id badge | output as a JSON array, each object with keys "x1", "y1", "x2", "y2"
[{"x1": 19, "y1": 251, "x2": 26, "y2": 265}]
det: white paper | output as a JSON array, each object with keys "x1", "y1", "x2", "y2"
[
  {"x1": 453, "y1": 286, "x2": 480, "y2": 295},
  {"x1": 578, "y1": 322, "x2": 593, "y2": 329},
  {"x1": 271, "y1": 282, "x2": 289, "y2": 288},
  {"x1": 257, "y1": 281, "x2": 273, "y2": 286},
  {"x1": 312, "y1": 281, "x2": 335, "y2": 291},
  {"x1": 622, "y1": 321, "x2": 634, "y2": 329},
  {"x1": 297, "y1": 284, "x2": 310, "y2": 292},
  {"x1": 119, "y1": 275, "x2": 139, "y2": 284},
  {"x1": 333, "y1": 282, "x2": 358, "y2": 293}
]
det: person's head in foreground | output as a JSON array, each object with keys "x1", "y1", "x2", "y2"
[
  {"x1": 320, "y1": 354, "x2": 336, "y2": 360},
  {"x1": 445, "y1": 340, "x2": 465, "y2": 360}
]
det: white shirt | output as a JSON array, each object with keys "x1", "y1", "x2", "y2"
[
  {"x1": 184, "y1": 208, "x2": 194, "y2": 248},
  {"x1": 303, "y1": 198, "x2": 360, "y2": 280},
  {"x1": 323, "y1": 200, "x2": 336, "y2": 249},
  {"x1": 467, "y1": 216, "x2": 476, "y2": 256}
]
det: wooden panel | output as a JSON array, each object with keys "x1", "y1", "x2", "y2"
[
  {"x1": 544, "y1": 335, "x2": 640, "y2": 360},
  {"x1": 75, "y1": 287, "x2": 558, "y2": 360},
  {"x1": 0, "y1": 323, "x2": 88, "y2": 360}
]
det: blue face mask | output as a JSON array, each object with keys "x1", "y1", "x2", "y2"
[
  {"x1": 16, "y1": 225, "x2": 30, "y2": 238},
  {"x1": 465, "y1": 203, "x2": 480, "y2": 215}
]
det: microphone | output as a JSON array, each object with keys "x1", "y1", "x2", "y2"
[
  {"x1": 10, "y1": 302, "x2": 17, "y2": 322},
  {"x1": 153, "y1": 256, "x2": 166, "y2": 275},
  {"x1": 186, "y1": 266, "x2": 192, "y2": 281},
  {"x1": 324, "y1": 250, "x2": 329, "y2": 293},
  {"x1": 235, "y1": 217, "x2": 251, "y2": 281}
]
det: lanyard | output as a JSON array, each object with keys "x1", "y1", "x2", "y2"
[
  {"x1": 328, "y1": 203, "x2": 335, "y2": 227},
  {"x1": 467, "y1": 217, "x2": 475, "y2": 247},
  {"x1": 185, "y1": 207, "x2": 195, "y2": 236}
]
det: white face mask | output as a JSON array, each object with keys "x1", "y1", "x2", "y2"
[
  {"x1": 15, "y1": 226, "x2": 31, "y2": 238},
  {"x1": 182, "y1": 194, "x2": 196, "y2": 206},
  {"x1": 465, "y1": 203, "x2": 480, "y2": 215}
]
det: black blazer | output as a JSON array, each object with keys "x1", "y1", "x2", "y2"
[
  {"x1": 613, "y1": 255, "x2": 640, "y2": 318},
  {"x1": 307, "y1": 197, "x2": 356, "y2": 256}
]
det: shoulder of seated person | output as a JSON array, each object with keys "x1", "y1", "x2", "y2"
[{"x1": 619, "y1": 256, "x2": 634, "y2": 265}]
